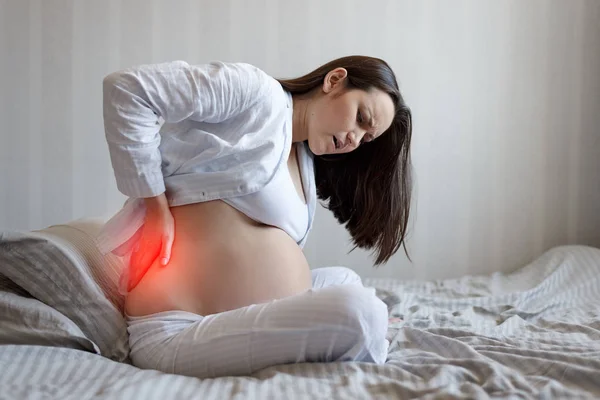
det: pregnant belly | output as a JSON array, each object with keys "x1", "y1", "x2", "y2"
[{"x1": 124, "y1": 200, "x2": 312, "y2": 317}]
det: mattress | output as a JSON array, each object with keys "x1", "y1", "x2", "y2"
[{"x1": 1, "y1": 225, "x2": 599, "y2": 399}]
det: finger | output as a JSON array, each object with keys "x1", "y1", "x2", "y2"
[
  {"x1": 128, "y1": 240, "x2": 160, "y2": 290},
  {"x1": 128, "y1": 252, "x2": 154, "y2": 291},
  {"x1": 140, "y1": 241, "x2": 160, "y2": 271},
  {"x1": 128, "y1": 270, "x2": 142, "y2": 292},
  {"x1": 129, "y1": 247, "x2": 141, "y2": 276},
  {"x1": 160, "y1": 234, "x2": 173, "y2": 266},
  {"x1": 128, "y1": 252, "x2": 147, "y2": 292}
]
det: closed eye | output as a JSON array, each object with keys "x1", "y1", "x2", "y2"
[{"x1": 357, "y1": 110, "x2": 364, "y2": 124}]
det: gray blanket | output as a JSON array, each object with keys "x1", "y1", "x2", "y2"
[{"x1": 1, "y1": 226, "x2": 599, "y2": 399}]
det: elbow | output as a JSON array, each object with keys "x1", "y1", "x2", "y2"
[{"x1": 102, "y1": 71, "x2": 123, "y2": 97}]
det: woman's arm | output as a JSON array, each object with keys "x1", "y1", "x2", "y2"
[
  {"x1": 102, "y1": 60, "x2": 272, "y2": 289},
  {"x1": 102, "y1": 60, "x2": 272, "y2": 199}
]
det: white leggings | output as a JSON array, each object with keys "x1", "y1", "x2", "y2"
[{"x1": 127, "y1": 267, "x2": 389, "y2": 378}]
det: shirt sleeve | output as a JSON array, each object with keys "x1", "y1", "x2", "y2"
[{"x1": 102, "y1": 60, "x2": 272, "y2": 198}]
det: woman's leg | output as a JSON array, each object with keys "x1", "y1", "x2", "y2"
[
  {"x1": 310, "y1": 266, "x2": 362, "y2": 289},
  {"x1": 128, "y1": 283, "x2": 389, "y2": 379}
]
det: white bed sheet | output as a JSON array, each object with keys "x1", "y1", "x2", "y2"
[{"x1": 1, "y1": 239, "x2": 599, "y2": 399}]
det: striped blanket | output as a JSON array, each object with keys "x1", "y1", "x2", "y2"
[{"x1": 1, "y1": 224, "x2": 599, "y2": 399}]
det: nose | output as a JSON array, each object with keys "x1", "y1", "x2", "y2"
[{"x1": 348, "y1": 129, "x2": 367, "y2": 147}]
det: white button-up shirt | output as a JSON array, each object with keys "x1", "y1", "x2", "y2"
[{"x1": 97, "y1": 61, "x2": 315, "y2": 254}]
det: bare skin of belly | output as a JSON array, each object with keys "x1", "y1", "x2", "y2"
[
  {"x1": 124, "y1": 199, "x2": 312, "y2": 317},
  {"x1": 125, "y1": 143, "x2": 310, "y2": 317}
]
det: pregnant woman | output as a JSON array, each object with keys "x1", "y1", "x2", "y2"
[{"x1": 97, "y1": 55, "x2": 412, "y2": 378}]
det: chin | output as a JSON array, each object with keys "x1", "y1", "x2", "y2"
[{"x1": 307, "y1": 138, "x2": 324, "y2": 156}]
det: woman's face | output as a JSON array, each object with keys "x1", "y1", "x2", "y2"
[{"x1": 307, "y1": 69, "x2": 395, "y2": 156}]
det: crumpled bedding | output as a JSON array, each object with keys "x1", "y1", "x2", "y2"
[{"x1": 1, "y1": 224, "x2": 599, "y2": 399}]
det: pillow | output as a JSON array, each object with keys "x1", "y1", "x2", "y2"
[
  {"x1": 0, "y1": 288, "x2": 99, "y2": 353},
  {"x1": 35, "y1": 218, "x2": 126, "y2": 310},
  {"x1": 0, "y1": 219, "x2": 129, "y2": 362}
]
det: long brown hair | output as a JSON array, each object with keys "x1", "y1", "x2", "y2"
[{"x1": 277, "y1": 56, "x2": 412, "y2": 265}]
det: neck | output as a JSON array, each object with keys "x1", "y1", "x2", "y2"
[{"x1": 291, "y1": 94, "x2": 311, "y2": 143}]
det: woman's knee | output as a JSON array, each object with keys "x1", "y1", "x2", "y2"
[
  {"x1": 311, "y1": 266, "x2": 363, "y2": 289},
  {"x1": 337, "y1": 285, "x2": 387, "y2": 332},
  {"x1": 318, "y1": 284, "x2": 389, "y2": 363}
]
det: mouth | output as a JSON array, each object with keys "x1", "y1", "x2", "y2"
[{"x1": 332, "y1": 136, "x2": 341, "y2": 151}]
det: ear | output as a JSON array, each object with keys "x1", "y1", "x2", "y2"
[{"x1": 322, "y1": 68, "x2": 348, "y2": 93}]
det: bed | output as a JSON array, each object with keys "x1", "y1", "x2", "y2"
[{"x1": 1, "y1": 221, "x2": 600, "y2": 399}]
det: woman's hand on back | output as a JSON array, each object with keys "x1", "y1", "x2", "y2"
[{"x1": 128, "y1": 193, "x2": 175, "y2": 291}]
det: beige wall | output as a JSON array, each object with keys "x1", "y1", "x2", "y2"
[{"x1": 1, "y1": 0, "x2": 599, "y2": 279}]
